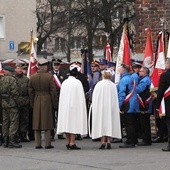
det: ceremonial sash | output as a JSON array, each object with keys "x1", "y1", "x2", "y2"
[
  {"x1": 137, "y1": 94, "x2": 152, "y2": 109},
  {"x1": 122, "y1": 80, "x2": 136, "y2": 105},
  {"x1": 159, "y1": 86, "x2": 170, "y2": 116},
  {"x1": 53, "y1": 74, "x2": 61, "y2": 89}
]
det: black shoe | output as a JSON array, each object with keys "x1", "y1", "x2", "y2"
[
  {"x1": 76, "y1": 135, "x2": 82, "y2": 140},
  {"x1": 45, "y1": 145, "x2": 54, "y2": 149},
  {"x1": 35, "y1": 146, "x2": 43, "y2": 149},
  {"x1": 66, "y1": 144, "x2": 70, "y2": 150},
  {"x1": 99, "y1": 143, "x2": 106, "y2": 149},
  {"x1": 106, "y1": 143, "x2": 111, "y2": 149},
  {"x1": 21, "y1": 138, "x2": 30, "y2": 143},
  {"x1": 8, "y1": 142, "x2": 22, "y2": 148},
  {"x1": 152, "y1": 136, "x2": 164, "y2": 143},
  {"x1": 111, "y1": 138, "x2": 122, "y2": 143},
  {"x1": 69, "y1": 144, "x2": 81, "y2": 150},
  {"x1": 58, "y1": 135, "x2": 65, "y2": 140},
  {"x1": 162, "y1": 145, "x2": 170, "y2": 151},
  {"x1": 137, "y1": 141, "x2": 152, "y2": 146},
  {"x1": 163, "y1": 136, "x2": 168, "y2": 142},
  {"x1": 119, "y1": 143, "x2": 135, "y2": 148}
]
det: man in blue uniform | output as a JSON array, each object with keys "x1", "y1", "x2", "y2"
[
  {"x1": 118, "y1": 64, "x2": 138, "y2": 148},
  {"x1": 136, "y1": 67, "x2": 152, "y2": 146}
]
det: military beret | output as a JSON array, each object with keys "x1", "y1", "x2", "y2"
[{"x1": 3, "y1": 65, "x2": 15, "y2": 72}]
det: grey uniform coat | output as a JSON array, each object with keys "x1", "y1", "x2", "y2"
[{"x1": 29, "y1": 70, "x2": 58, "y2": 130}]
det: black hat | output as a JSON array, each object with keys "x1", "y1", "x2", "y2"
[{"x1": 53, "y1": 59, "x2": 62, "y2": 65}]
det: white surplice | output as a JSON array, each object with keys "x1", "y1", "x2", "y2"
[
  {"x1": 91, "y1": 79, "x2": 122, "y2": 139},
  {"x1": 57, "y1": 76, "x2": 87, "y2": 135}
]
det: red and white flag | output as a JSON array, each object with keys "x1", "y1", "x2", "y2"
[
  {"x1": 167, "y1": 36, "x2": 170, "y2": 58},
  {"x1": 27, "y1": 40, "x2": 38, "y2": 78},
  {"x1": 150, "y1": 31, "x2": 165, "y2": 91},
  {"x1": 150, "y1": 32, "x2": 166, "y2": 116},
  {"x1": 105, "y1": 43, "x2": 112, "y2": 61},
  {"x1": 143, "y1": 28, "x2": 154, "y2": 74},
  {"x1": 115, "y1": 25, "x2": 131, "y2": 84}
]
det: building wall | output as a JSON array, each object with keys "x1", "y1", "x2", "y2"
[
  {"x1": 135, "y1": 0, "x2": 170, "y2": 54},
  {"x1": 0, "y1": 0, "x2": 37, "y2": 60}
]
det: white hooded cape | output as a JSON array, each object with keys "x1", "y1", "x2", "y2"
[
  {"x1": 57, "y1": 76, "x2": 87, "y2": 135},
  {"x1": 91, "y1": 79, "x2": 121, "y2": 139}
]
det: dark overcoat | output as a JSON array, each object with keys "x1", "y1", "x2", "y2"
[
  {"x1": 156, "y1": 69, "x2": 170, "y2": 117},
  {"x1": 29, "y1": 70, "x2": 58, "y2": 130}
]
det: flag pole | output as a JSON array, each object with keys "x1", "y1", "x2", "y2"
[{"x1": 29, "y1": 29, "x2": 33, "y2": 56}]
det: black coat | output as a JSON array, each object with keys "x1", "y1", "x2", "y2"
[{"x1": 156, "y1": 69, "x2": 170, "y2": 117}]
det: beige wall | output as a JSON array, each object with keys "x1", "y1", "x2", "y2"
[{"x1": 0, "y1": 0, "x2": 36, "y2": 60}]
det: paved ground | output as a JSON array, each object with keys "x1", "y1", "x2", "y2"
[{"x1": 0, "y1": 138, "x2": 170, "y2": 170}]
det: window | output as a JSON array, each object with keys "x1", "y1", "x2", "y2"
[
  {"x1": 55, "y1": 37, "x2": 66, "y2": 51},
  {"x1": 70, "y1": 37, "x2": 84, "y2": 50},
  {"x1": 0, "y1": 15, "x2": 5, "y2": 39}
]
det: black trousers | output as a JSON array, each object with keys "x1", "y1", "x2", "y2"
[
  {"x1": 140, "y1": 113, "x2": 151, "y2": 143},
  {"x1": 156, "y1": 117, "x2": 167, "y2": 138},
  {"x1": 166, "y1": 117, "x2": 170, "y2": 138},
  {"x1": 124, "y1": 113, "x2": 138, "y2": 145}
]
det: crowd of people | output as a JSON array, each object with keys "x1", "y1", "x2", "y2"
[{"x1": 0, "y1": 57, "x2": 170, "y2": 151}]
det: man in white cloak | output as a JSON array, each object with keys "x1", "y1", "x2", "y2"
[
  {"x1": 57, "y1": 64, "x2": 87, "y2": 150},
  {"x1": 91, "y1": 69, "x2": 121, "y2": 149}
]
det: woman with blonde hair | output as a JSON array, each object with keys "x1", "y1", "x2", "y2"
[{"x1": 91, "y1": 69, "x2": 121, "y2": 149}]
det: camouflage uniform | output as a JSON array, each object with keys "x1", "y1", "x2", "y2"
[
  {"x1": 14, "y1": 73, "x2": 29, "y2": 142},
  {"x1": 0, "y1": 74, "x2": 21, "y2": 148}
]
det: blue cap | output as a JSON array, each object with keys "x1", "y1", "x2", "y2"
[
  {"x1": 99, "y1": 58, "x2": 107, "y2": 65},
  {"x1": 107, "y1": 61, "x2": 116, "y2": 67}
]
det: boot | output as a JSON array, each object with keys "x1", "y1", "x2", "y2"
[
  {"x1": 8, "y1": 135, "x2": 22, "y2": 148},
  {"x1": 20, "y1": 132, "x2": 30, "y2": 142},
  {"x1": 3, "y1": 136, "x2": 9, "y2": 148},
  {"x1": 0, "y1": 134, "x2": 2, "y2": 146},
  {"x1": 162, "y1": 138, "x2": 170, "y2": 151}
]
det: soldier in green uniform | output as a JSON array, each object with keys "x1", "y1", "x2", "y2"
[
  {"x1": 0, "y1": 70, "x2": 5, "y2": 146},
  {"x1": 0, "y1": 66, "x2": 22, "y2": 148},
  {"x1": 14, "y1": 63, "x2": 30, "y2": 142}
]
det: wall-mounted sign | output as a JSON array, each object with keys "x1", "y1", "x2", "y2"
[{"x1": 9, "y1": 41, "x2": 14, "y2": 51}]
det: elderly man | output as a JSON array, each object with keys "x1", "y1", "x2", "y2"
[{"x1": 29, "y1": 58, "x2": 58, "y2": 149}]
